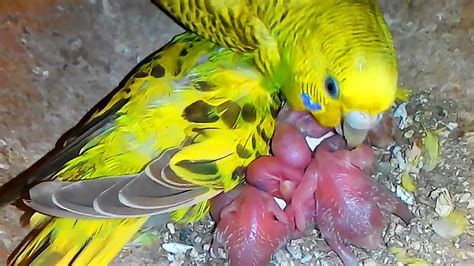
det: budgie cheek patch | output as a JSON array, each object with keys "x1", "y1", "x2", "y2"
[{"x1": 300, "y1": 92, "x2": 322, "y2": 111}]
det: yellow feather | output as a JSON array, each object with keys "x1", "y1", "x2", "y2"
[
  {"x1": 9, "y1": 32, "x2": 281, "y2": 264},
  {"x1": 14, "y1": 214, "x2": 148, "y2": 265},
  {"x1": 158, "y1": 0, "x2": 398, "y2": 129}
]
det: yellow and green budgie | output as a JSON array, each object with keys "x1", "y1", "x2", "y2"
[
  {"x1": 157, "y1": 0, "x2": 401, "y2": 146},
  {"x1": 0, "y1": 0, "x2": 404, "y2": 264},
  {"x1": 4, "y1": 32, "x2": 282, "y2": 264}
]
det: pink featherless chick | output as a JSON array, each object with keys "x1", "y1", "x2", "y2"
[
  {"x1": 208, "y1": 105, "x2": 407, "y2": 265},
  {"x1": 209, "y1": 184, "x2": 293, "y2": 266},
  {"x1": 291, "y1": 143, "x2": 413, "y2": 265},
  {"x1": 246, "y1": 105, "x2": 330, "y2": 219},
  {"x1": 208, "y1": 106, "x2": 332, "y2": 266},
  {"x1": 246, "y1": 105, "x2": 332, "y2": 201}
]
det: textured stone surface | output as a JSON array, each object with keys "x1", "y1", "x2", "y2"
[{"x1": 0, "y1": 0, "x2": 472, "y2": 264}]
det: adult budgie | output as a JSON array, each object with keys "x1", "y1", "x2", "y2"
[
  {"x1": 2, "y1": 32, "x2": 281, "y2": 265},
  {"x1": 0, "y1": 0, "x2": 404, "y2": 263},
  {"x1": 156, "y1": 0, "x2": 400, "y2": 146}
]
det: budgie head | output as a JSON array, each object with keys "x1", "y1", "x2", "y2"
[{"x1": 276, "y1": 1, "x2": 398, "y2": 147}]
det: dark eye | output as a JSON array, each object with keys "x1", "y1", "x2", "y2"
[{"x1": 325, "y1": 76, "x2": 339, "y2": 98}]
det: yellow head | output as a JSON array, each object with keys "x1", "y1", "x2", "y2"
[{"x1": 275, "y1": 0, "x2": 398, "y2": 146}]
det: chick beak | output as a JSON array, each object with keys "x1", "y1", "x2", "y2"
[{"x1": 336, "y1": 111, "x2": 381, "y2": 148}]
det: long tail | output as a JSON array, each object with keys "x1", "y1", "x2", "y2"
[{"x1": 10, "y1": 214, "x2": 149, "y2": 265}]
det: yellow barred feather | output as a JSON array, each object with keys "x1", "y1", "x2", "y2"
[
  {"x1": 157, "y1": 0, "x2": 399, "y2": 128},
  {"x1": 7, "y1": 32, "x2": 281, "y2": 265}
]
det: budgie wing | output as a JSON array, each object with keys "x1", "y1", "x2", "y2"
[
  {"x1": 25, "y1": 147, "x2": 221, "y2": 219},
  {"x1": 0, "y1": 94, "x2": 128, "y2": 205},
  {"x1": 8, "y1": 32, "x2": 281, "y2": 265},
  {"x1": 11, "y1": 31, "x2": 281, "y2": 220}
]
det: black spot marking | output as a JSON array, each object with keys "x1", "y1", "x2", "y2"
[
  {"x1": 221, "y1": 108, "x2": 241, "y2": 128},
  {"x1": 200, "y1": 17, "x2": 207, "y2": 29},
  {"x1": 195, "y1": 0, "x2": 203, "y2": 10},
  {"x1": 219, "y1": 13, "x2": 231, "y2": 29},
  {"x1": 150, "y1": 64, "x2": 166, "y2": 78},
  {"x1": 270, "y1": 104, "x2": 280, "y2": 119},
  {"x1": 249, "y1": 32, "x2": 259, "y2": 44},
  {"x1": 209, "y1": 16, "x2": 216, "y2": 27},
  {"x1": 280, "y1": 11, "x2": 288, "y2": 23},
  {"x1": 236, "y1": 144, "x2": 252, "y2": 159},
  {"x1": 179, "y1": 49, "x2": 189, "y2": 57},
  {"x1": 196, "y1": 81, "x2": 215, "y2": 91},
  {"x1": 217, "y1": 101, "x2": 241, "y2": 128},
  {"x1": 174, "y1": 61, "x2": 182, "y2": 76},
  {"x1": 134, "y1": 71, "x2": 148, "y2": 78},
  {"x1": 261, "y1": 129, "x2": 272, "y2": 143},
  {"x1": 251, "y1": 135, "x2": 257, "y2": 150},
  {"x1": 204, "y1": 1, "x2": 213, "y2": 12},
  {"x1": 216, "y1": 101, "x2": 232, "y2": 112},
  {"x1": 232, "y1": 166, "x2": 246, "y2": 180},
  {"x1": 256, "y1": 124, "x2": 263, "y2": 137},
  {"x1": 191, "y1": 127, "x2": 218, "y2": 135},
  {"x1": 176, "y1": 159, "x2": 219, "y2": 175},
  {"x1": 185, "y1": 13, "x2": 192, "y2": 23},
  {"x1": 241, "y1": 103, "x2": 257, "y2": 122},
  {"x1": 183, "y1": 100, "x2": 219, "y2": 123},
  {"x1": 259, "y1": 124, "x2": 272, "y2": 143}
]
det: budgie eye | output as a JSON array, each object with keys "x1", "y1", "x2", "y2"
[{"x1": 324, "y1": 76, "x2": 339, "y2": 98}]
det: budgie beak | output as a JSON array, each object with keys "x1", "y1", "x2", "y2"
[{"x1": 336, "y1": 111, "x2": 382, "y2": 147}]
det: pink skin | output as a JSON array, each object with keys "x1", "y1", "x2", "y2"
[
  {"x1": 291, "y1": 145, "x2": 413, "y2": 265},
  {"x1": 210, "y1": 186, "x2": 243, "y2": 224},
  {"x1": 210, "y1": 185, "x2": 292, "y2": 266},
  {"x1": 318, "y1": 134, "x2": 374, "y2": 172},
  {"x1": 367, "y1": 113, "x2": 395, "y2": 148},
  {"x1": 276, "y1": 104, "x2": 332, "y2": 139},
  {"x1": 318, "y1": 134, "x2": 347, "y2": 152},
  {"x1": 271, "y1": 123, "x2": 312, "y2": 169},
  {"x1": 246, "y1": 155, "x2": 303, "y2": 202},
  {"x1": 208, "y1": 107, "x2": 319, "y2": 266},
  {"x1": 246, "y1": 109, "x2": 314, "y2": 201},
  {"x1": 210, "y1": 106, "x2": 412, "y2": 265}
]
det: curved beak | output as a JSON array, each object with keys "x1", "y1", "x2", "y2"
[{"x1": 336, "y1": 111, "x2": 381, "y2": 147}]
